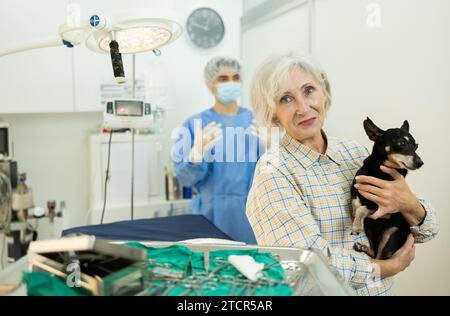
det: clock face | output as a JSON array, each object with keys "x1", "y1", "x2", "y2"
[{"x1": 186, "y1": 8, "x2": 225, "y2": 49}]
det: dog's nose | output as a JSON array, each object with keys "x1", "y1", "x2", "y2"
[{"x1": 415, "y1": 157, "x2": 424, "y2": 168}]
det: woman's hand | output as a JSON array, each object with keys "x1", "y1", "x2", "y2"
[
  {"x1": 371, "y1": 234, "x2": 416, "y2": 277},
  {"x1": 354, "y1": 165, "x2": 425, "y2": 225}
]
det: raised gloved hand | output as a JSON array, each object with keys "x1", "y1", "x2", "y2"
[{"x1": 189, "y1": 121, "x2": 223, "y2": 164}]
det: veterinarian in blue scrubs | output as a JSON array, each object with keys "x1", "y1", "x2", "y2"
[
  {"x1": 172, "y1": 56, "x2": 265, "y2": 244},
  {"x1": 246, "y1": 52, "x2": 439, "y2": 295}
]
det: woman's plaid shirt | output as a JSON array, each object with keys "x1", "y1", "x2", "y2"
[{"x1": 246, "y1": 132, "x2": 438, "y2": 296}]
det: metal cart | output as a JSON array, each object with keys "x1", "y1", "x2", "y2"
[{"x1": 0, "y1": 240, "x2": 355, "y2": 296}]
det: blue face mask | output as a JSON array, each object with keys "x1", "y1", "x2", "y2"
[{"x1": 215, "y1": 82, "x2": 242, "y2": 105}]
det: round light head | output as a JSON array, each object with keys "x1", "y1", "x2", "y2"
[
  {"x1": 98, "y1": 26, "x2": 172, "y2": 54},
  {"x1": 84, "y1": 9, "x2": 182, "y2": 54}
]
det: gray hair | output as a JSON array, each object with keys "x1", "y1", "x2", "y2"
[
  {"x1": 204, "y1": 56, "x2": 242, "y2": 87},
  {"x1": 250, "y1": 52, "x2": 331, "y2": 127}
]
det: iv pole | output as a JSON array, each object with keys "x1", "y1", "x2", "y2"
[
  {"x1": 131, "y1": 54, "x2": 136, "y2": 221},
  {"x1": 130, "y1": 50, "x2": 160, "y2": 221}
]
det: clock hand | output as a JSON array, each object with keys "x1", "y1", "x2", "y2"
[
  {"x1": 191, "y1": 21, "x2": 207, "y2": 31},
  {"x1": 204, "y1": 16, "x2": 211, "y2": 31}
]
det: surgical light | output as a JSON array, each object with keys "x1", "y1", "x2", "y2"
[{"x1": 0, "y1": 9, "x2": 183, "y2": 83}]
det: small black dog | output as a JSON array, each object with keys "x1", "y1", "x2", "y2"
[{"x1": 351, "y1": 118, "x2": 423, "y2": 259}]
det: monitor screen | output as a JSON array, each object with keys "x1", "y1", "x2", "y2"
[
  {"x1": 0, "y1": 127, "x2": 9, "y2": 155},
  {"x1": 114, "y1": 100, "x2": 143, "y2": 117}
]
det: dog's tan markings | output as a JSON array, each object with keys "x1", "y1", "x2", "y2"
[
  {"x1": 385, "y1": 146, "x2": 390, "y2": 153},
  {"x1": 384, "y1": 154, "x2": 402, "y2": 168},
  {"x1": 386, "y1": 154, "x2": 414, "y2": 169},
  {"x1": 375, "y1": 226, "x2": 399, "y2": 259},
  {"x1": 352, "y1": 197, "x2": 362, "y2": 217},
  {"x1": 352, "y1": 204, "x2": 371, "y2": 235}
]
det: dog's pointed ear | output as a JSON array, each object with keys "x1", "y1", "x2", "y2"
[
  {"x1": 401, "y1": 120, "x2": 409, "y2": 132},
  {"x1": 364, "y1": 117, "x2": 384, "y2": 141}
]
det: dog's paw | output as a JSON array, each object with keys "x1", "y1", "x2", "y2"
[{"x1": 353, "y1": 242, "x2": 370, "y2": 253}]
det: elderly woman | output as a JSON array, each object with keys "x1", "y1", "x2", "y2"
[{"x1": 246, "y1": 52, "x2": 438, "y2": 295}]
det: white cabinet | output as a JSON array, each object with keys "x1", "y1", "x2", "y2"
[
  {"x1": 88, "y1": 132, "x2": 168, "y2": 224},
  {"x1": 0, "y1": 0, "x2": 74, "y2": 113}
]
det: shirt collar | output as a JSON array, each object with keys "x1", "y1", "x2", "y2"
[{"x1": 281, "y1": 130, "x2": 342, "y2": 168}]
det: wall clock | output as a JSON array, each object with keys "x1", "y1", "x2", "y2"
[{"x1": 186, "y1": 7, "x2": 225, "y2": 49}]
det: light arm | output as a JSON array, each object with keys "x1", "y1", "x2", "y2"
[{"x1": 0, "y1": 37, "x2": 64, "y2": 58}]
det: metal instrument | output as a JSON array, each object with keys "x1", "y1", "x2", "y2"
[
  {"x1": 27, "y1": 235, "x2": 147, "y2": 296},
  {"x1": 134, "y1": 242, "x2": 356, "y2": 296}
]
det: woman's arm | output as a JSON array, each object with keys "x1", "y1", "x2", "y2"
[
  {"x1": 410, "y1": 198, "x2": 439, "y2": 243},
  {"x1": 370, "y1": 234, "x2": 416, "y2": 278}
]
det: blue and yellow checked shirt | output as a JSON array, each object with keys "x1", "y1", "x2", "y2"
[{"x1": 246, "y1": 132, "x2": 438, "y2": 296}]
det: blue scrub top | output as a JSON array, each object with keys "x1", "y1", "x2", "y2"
[{"x1": 172, "y1": 107, "x2": 263, "y2": 244}]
